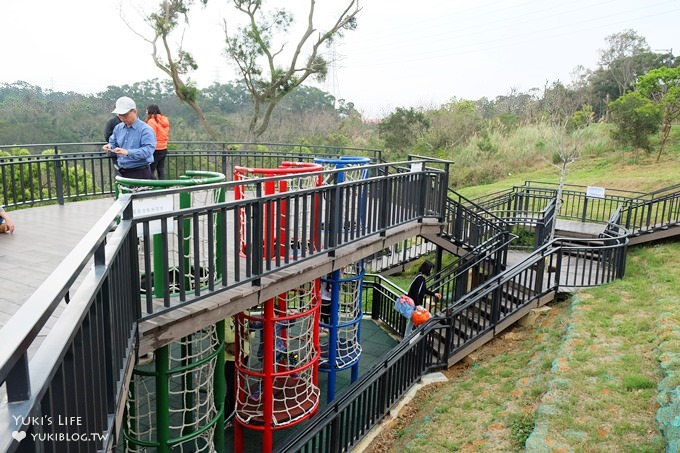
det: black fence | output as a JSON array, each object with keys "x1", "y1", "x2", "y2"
[
  {"x1": 0, "y1": 159, "x2": 447, "y2": 452},
  {"x1": 274, "y1": 317, "x2": 451, "y2": 453},
  {"x1": 0, "y1": 142, "x2": 382, "y2": 209},
  {"x1": 0, "y1": 199, "x2": 138, "y2": 452}
]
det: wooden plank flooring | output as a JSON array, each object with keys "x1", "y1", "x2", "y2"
[{"x1": 0, "y1": 198, "x2": 115, "y2": 329}]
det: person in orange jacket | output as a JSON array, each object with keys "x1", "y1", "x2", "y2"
[{"x1": 145, "y1": 104, "x2": 170, "y2": 179}]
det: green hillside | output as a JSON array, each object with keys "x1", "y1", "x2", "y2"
[{"x1": 368, "y1": 131, "x2": 680, "y2": 452}]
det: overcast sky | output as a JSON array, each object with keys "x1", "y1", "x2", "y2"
[{"x1": 1, "y1": 0, "x2": 678, "y2": 118}]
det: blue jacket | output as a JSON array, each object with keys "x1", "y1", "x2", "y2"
[{"x1": 108, "y1": 119, "x2": 156, "y2": 169}]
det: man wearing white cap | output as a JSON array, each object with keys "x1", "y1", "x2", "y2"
[{"x1": 103, "y1": 96, "x2": 156, "y2": 179}]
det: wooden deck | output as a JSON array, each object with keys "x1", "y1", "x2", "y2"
[{"x1": 0, "y1": 198, "x2": 115, "y2": 330}]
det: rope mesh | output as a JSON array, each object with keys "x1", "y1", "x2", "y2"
[
  {"x1": 320, "y1": 262, "x2": 364, "y2": 369},
  {"x1": 124, "y1": 325, "x2": 220, "y2": 451},
  {"x1": 234, "y1": 282, "x2": 320, "y2": 428}
]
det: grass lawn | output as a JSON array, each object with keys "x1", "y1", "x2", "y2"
[{"x1": 367, "y1": 146, "x2": 680, "y2": 452}]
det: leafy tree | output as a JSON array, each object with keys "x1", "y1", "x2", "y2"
[
  {"x1": 636, "y1": 66, "x2": 680, "y2": 161},
  {"x1": 223, "y1": 0, "x2": 359, "y2": 141},
  {"x1": 281, "y1": 86, "x2": 336, "y2": 113},
  {"x1": 494, "y1": 87, "x2": 541, "y2": 123},
  {"x1": 587, "y1": 67, "x2": 619, "y2": 119},
  {"x1": 378, "y1": 107, "x2": 429, "y2": 153},
  {"x1": 201, "y1": 82, "x2": 251, "y2": 114},
  {"x1": 598, "y1": 29, "x2": 651, "y2": 96},
  {"x1": 425, "y1": 99, "x2": 483, "y2": 150},
  {"x1": 608, "y1": 91, "x2": 663, "y2": 162}
]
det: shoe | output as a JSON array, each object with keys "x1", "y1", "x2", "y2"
[{"x1": 319, "y1": 329, "x2": 329, "y2": 337}]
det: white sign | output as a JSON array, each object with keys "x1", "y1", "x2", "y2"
[
  {"x1": 410, "y1": 162, "x2": 423, "y2": 173},
  {"x1": 586, "y1": 186, "x2": 605, "y2": 199},
  {"x1": 133, "y1": 195, "x2": 175, "y2": 237}
]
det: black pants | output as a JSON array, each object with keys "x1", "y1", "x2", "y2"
[
  {"x1": 119, "y1": 165, "x2": 153, "y2": 180},
  {"x1": 151, "y1": 150, "x2": 167, "y2": 180},
  {"x1": 321, "y1": 298, "x2": 331, "y2": 324},
  {"x1": 225, "y1": 360, "x2": 236, "y2": 418}
]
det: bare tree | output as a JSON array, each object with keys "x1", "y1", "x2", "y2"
[
  {"x1": 542, "y1": 75, "x2": 591, "y2": 238},
  {"x1": 123, "y1": 0, "x2": 220, "y2": 140},
  {"x1": 223, "y1": 0, "x2": 360, "y2": 142}
]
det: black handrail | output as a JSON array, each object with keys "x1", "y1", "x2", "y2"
[
  {"x1": 0, "y1": 159, "x2": 448, "y2": 452},
  {"x1": 0, "y1": 143, "x2": 382, "y2": 209}
]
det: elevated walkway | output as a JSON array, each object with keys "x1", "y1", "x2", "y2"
[
  {"x1": 0, "y1": 198, "x2": 115, "y2": 330},
  {"x1": 0, "y1": 197, "x2": 440, "y2": 356}
]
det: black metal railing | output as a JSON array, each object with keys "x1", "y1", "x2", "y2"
[
  {"x1": 0, "y1": 160, "x2": 446, "y2": 452},
  {"x1": 443, "y1": 189, "x2": 510, "y2": 249},
  {"x1": 471, "y1": 180, "x2": 679, "y2": 232},
  {"x1": 275, "y1": 318, "x2": 450, "y2": 453},
  {"x1": 0, "y1": 142, "x2": 382, "y2": 209},
  {"x1": 623, "y1": 189, "x2": 680, "y2": 236},
  {"x1": 362, "y1": 235, "x2": 436, "y2": 274},
  {"x1": 128, "y1": 161, "x2": 446, "y2": 318},
  {"x1": 0, "y1": 198, "x2": 138, "y2": 452}
]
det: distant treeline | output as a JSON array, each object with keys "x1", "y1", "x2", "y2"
[
  {"x1": 1, "y1": 28, "x2": 678, "y2": 191},
  {"x1": 0, "y1": 79, "x2": 356, "y2": 145}
]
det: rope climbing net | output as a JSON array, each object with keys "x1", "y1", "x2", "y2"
[
  {"x1": 234, "y1": 281, "x2": 320, "y2": 428},
  {"x1": 124, "y1": 325, "x2": 222, "y2": 451},
  {"x1": 313, "y1": 156, "x2": 371, "y2": 184},
  {"x1": 233, "y1": 162, "x2": 323, "y2": 259},
  {"x1": 320, "y1": 261, "x2": 364, "y2": 370}
]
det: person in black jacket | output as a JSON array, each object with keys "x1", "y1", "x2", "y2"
[
  {"x1": 104, "y1": 115, "x2": 121, "y2": 141},
  {"x1": 405, "y1": 260, "x2": 441, "y2": 335},
  {"x1": 104, "y1": 114, "x2": 122, "y2": 172}
]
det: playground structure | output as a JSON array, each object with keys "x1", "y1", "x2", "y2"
[
  {"x1": 234, "y1": 162, "x2": 323, "y2": 259},
  {"x1": 319, "y1": 262, "x2": 365, "y2": 402},
  {"x1": 123, "y1": 323, "x2": 225, "y2": 452},
  {"x1": 233, "y1": 284, "x2": 320, "y2": 451},
  {"x1": 116, "y1": 171, "x2": 228, "y2": 451},
  {"x1": 314, "y1": 155, "x2": 371, "y2": 184},
  {"x1": 120, "y1": 159, "x2": 373, "y2": 451},
  {"x1": 232, "y1": 162, "x2": 326, "y2": 450},
  {"x1": 314, "y1": 156, "x2": 370, "y2": 402},
  {"x1": 115, "y1": 170, "x2": 227, "y2": 300}
]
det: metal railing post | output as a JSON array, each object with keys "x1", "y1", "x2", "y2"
[
  {"x1": 156, "y1": 345, "x2": 170, "y2": 453},
  {"x1": 252, "y1": 182, "x2": 263, "y2": 285},
  {"x1": 581, "y1": 197, "x2": 589, "y2": 222},
  {"x1": 379, "y1": 173, "x2": 392, "y2": 237},
  {"x1": 6, "y1": 353, "x2": 30, "y2": 402},
  {"x1": 53, "y1": 146, "x2": 65, "y2": 205}
]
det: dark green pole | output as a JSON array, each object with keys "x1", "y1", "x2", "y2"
[{"x1": 156, "y1": 345, "x2": 170, "y2": 453}]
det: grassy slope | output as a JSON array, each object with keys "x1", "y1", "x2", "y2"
[{"x1": 368, "y1": 144, "x2": 680, "y2": 451}]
